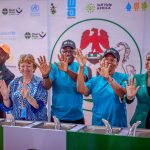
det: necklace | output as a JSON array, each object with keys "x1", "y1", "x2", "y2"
[{"x1": 23, "y1": 78, "x2": 32, "y2": 84}]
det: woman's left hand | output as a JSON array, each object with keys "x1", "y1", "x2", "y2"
[
  {"x1": 126, "y1": 77, "x2": 139, "y2": 100},
  {"x1": 97, "y1": 58, "x2": 111, "y2": 79}
]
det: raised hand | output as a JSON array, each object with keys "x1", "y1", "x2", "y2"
[
  {"x1": 96, "y1": 58, "x2": 111, "y2": 79},
  {"x1": 55, "y1": 53, "x2": 68, "y2": 72},
  {"x1": 126, "y1": 77, "x2": 139, "y2": 100},
  {"x1": 37, "y1": 56, "x2": 51, "y2": 77},
  {"x1": 0, "y1": 80, "x2": 10, "y2": 100},
  {"x1": 74, "y1": 49, "x2": 87, "y2": 67}
]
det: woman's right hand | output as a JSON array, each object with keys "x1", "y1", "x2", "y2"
[
  {"x1": 126, "y1": 77, "x2": 140, "y2": 100},
  {"x1": 0, "y1": 80, "x2": 10, "y2": 101},
  {"x1": 37, "y1": 56, "x2": 51, "y2": 77}
]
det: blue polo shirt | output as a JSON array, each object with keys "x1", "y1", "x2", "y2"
[
  {"x1": 86, "y1": 72, "x2": 128, "y2": 127},
  {"x1": 49, "y1": 62, "x2": 88, "y2": 121}
]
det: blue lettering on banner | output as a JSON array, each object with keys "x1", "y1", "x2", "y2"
[
  {"x1": 68, "y1": 8, "x2": 76, "y2": 16},
  {"x1": 68, "y1": 0, "x2": 76, "y2": 7},
  {"x1": 67, "y1": 0, "x2": 76, "y2": 17}
]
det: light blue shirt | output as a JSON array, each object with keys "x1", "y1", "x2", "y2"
[
  {"x1": 49, "y1": 62, "x2": 88, "y2": 121},
  {"x1": 86, "y1": 72, "x2": 128, "y2": 127}
]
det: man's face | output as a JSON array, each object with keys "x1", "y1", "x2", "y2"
[
  {"x1": 61, "y1": 46, "x2": 75, "y2": 65},
  {"x1": 0, "y1": 48, "x2": 9, "y2": 66}
]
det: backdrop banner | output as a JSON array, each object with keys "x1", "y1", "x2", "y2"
[{"x1": 48, "y1": 0, "x2": 150, "y2": 125}]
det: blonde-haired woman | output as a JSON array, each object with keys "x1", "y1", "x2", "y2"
[{"x1": 0, "y1": 54, "x2": 48, "y2": 121}]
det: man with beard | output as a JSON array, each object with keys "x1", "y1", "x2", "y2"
[
  {"x1": 37, "y1": 39, "x2": 88, "y2": 124},
  {"x1": 0, "y1": 44, "x2": 15, "y2": 118},
  {"x1": 76, "y1": 48, "x2": 128, "y2": 127}
]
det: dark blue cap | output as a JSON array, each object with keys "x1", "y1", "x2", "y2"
[
  {"x1": 61, "y1": 39, "x2": 76, "y2": 49},
  {"x1": 103, "y1": 48, "x2": 120, "y2": 62}
]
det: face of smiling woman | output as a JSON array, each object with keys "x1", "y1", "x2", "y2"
[
  {"x1": 104, "y1": 53, "x2": 118, "y2": 75},
  {"x1": 19, "y1": 62, "x2": 35, "y2": 77},
  {"x1": 18, "y1": 54, "x2": 37, "y2": 78}
]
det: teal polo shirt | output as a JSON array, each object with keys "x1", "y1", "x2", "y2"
[
  {"x1": 86, "y1": 72, "x2": 128, "y2": 127},
  {"x1": 49, "y1": 62, "x2": 88, "y2": 121}
]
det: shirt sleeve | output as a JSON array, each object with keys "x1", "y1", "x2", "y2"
[
  {"x1": 2, "y1": 66, "x2": 15, "y2": 85},
  {"x1": 85, "y1": 77, "x2": 96, "y2": 94},
  {"x1": 120, "y1": 74, "x2": 128, "y2": 88},
  {"x1": 124, "y1": 95, "x2": 135, "y2": 104},
  {"x1": 49, "y1": 63, "x2": 56, "y2": 81},
  {"x1": 0, "y1": 98, "x2": 13, "y2": 112},
  {"x1": 83, "y1": 65, "x2": 89, "y2": 81},
  {"x1": 30, "y1": 81, "x2": 48, "y2": 113}
]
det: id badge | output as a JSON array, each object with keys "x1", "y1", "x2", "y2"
[{"x1": 21, "y1": 107, "x2": 27, "y2": 118}]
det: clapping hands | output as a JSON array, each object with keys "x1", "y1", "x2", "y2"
[{"x1": 18, "y1": 82, "x2": 30, "y2": 99}]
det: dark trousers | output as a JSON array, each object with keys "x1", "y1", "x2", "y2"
[
  {"x1": 146, "y1": 110, "x2": 150, "y2": 129},
  {"x1": 51, "y1": 116, "x2": 85, "y2": 124}
]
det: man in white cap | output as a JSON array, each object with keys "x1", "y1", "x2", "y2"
[{"x1": 0, "y1": 44, "x2": 15, "y2": 118}]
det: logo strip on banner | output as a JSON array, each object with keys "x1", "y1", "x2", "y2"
[{"x1": 67, "y1": 0, "x2": 76, "y2": 18}]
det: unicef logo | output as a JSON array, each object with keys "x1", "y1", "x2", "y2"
[
  {"x1": 25, "y1": 32, "x2": 31, "y2": 39},
  {"x1": 2, "y1": 8, "x2": 8, "y2": 15},
  {"x1": 31, "y1": 4, "x2": 40, "y2": 13}
]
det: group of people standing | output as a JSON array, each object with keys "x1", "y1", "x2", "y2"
[
  {"x1": 0, "y1": 47, "x2": 48, "y2": 121},
  {"x1": 0, "y1": 40, "x2": 150, "y2": 129}
]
